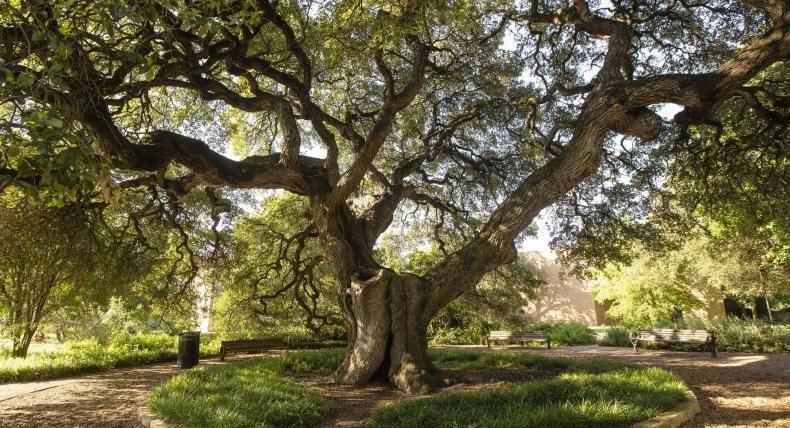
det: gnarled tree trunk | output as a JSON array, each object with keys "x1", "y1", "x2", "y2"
[{"x1": 333, "y1": 269, "x2": 440, "y2": 394}]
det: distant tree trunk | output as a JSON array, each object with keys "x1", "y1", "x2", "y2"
[
  {"x1": 11, "y1": 329, "x2": 35, "y2": 358},
  {"x1": 755, "y1": 297, "x2": 771, "y2": 321}
]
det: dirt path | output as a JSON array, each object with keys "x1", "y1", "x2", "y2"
[
  {"x1": 0, "y1": 356, "x2": 256, "y2": 428},
  {"x1": 0, "y1": 346, "x2": 787, "y2": 427}
]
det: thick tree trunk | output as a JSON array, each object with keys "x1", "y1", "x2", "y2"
[{"x1": 334, "y1": 269, "x2": 440, "y2": 394}]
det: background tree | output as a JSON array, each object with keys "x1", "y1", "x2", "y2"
[
  {"x1": 1, "y1": 0, "x2": 788, "y2": 392},
  {"x1": 216, "y1": 193, "x2": 343, "y2": 339},
  {"x1": 0, "y1": 193, "x2": 95, "y2": 357}
]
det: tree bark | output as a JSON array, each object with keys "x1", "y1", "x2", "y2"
[
  {"x1": 12, "y1": 329, "x2": 34, "y2": 358},
  {"x1": 333, "y1": 269, "x2": 440, "y2": 394}
]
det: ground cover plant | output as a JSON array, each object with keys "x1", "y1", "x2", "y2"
[
  {"x1": 150, "y1": 348, "x2": 686, "y2": 428},
  {"x1": 373, "y1": 351, "x2": 686, "y2": 428},
  {"x1": 0, "y1": 332, "x2": 222, "y2": 383},
  {"x1": 149, "y1": 349, "x2": 343, "y2": 428},
  {"x1": 595, "y1": 319, "x2": 790, "y2": 353}
]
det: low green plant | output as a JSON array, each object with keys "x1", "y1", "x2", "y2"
[
  {"x1": 149, "y1": 350, "x2": 340, "y2": 427},
  {"x1": 0, "y1": 332, "x2": 227, "y2": 383},
  {"x1": 598, "y1": 326, "x2": 634, "y2": 347},
  {"x1": 660, "y1": 319, "x2": 790, "y2": 353},
  {"x1": 371, "y1": 357, "x2": 686, "y2": 428},
  {"x1": 150, "y1": 360, "x2": 328, "y2": 428},
  {"x1": 600, "y1": 319, "x2": 790, "y2": 353},
  {"x1": 525, "y1": 321, "x2": 597, "y2": 346}
]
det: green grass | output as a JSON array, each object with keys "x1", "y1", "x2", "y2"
[
  {"x1": 0, "y1": 332, "x2": 223, "y2": 383},
  {"x1": 372, "y1": 352, "x2": 686, "y2": 428},
  {"x1": 149, "y1": 349, "x2": 345, "y2": 428},
  {"x1": 151, "y1": 348, "x2": 686, "y2": 428}
]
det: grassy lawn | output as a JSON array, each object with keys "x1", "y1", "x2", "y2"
[
  {"x1": 149, "y1": 349, "x2": 343, "y2": 428},
  {"x1": 0, "y1": 333, "x2": 222, "y2": 383},
  {"x1": 373, "y1": 350, "x2": 686, "y2": 428},
  {"x1": 150, "y1": 348, "x2": 687, "y2": 428}
]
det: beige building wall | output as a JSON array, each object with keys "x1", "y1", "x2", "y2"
[
  {"x1": 689, "y1": 287, "x2": 726, "y2": 320},
  {"x1": 520, "y1": 251, "x2": 600, "y2": 325}
]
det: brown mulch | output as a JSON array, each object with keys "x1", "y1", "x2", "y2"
[{"x1": 0, "y1": 346, "x2": 787, "y2": 427}]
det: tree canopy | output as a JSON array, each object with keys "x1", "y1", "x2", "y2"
[{"x1": 1, "y1": 0, "x2": 788, "y2": 392}]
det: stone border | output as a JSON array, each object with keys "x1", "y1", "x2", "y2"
[
  {"x1": 138, "y1": 406, "x2": 172, "y2": 428},
  {"x1": 632, "y1": 388, "x2": 701, "y2": 428}
]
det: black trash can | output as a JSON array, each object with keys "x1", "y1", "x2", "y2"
[{"x1": 178, "y1": 331, "x2": 200, "y2": 369}]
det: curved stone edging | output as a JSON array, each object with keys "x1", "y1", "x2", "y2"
[
  {"x1": 138, "y1": 406, "x2": 173, "y2": 428},
  {"x1": 632, "y1": 388, "x2": 700, "y2": 428}
]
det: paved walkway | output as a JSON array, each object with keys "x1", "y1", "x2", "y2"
[{"x1": 0, "y1": 346, "x2": 787, "y2": 427}]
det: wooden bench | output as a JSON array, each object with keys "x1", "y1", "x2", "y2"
[
  {"x1": 219, "y1": 338, "x2": 285, "y2": 361},
  {"x1": 486, "y1": 330, "x2": 551, "y2": 348},
  {"x1": 630, "y1": 328, "x2": 717, "y2": 357}
]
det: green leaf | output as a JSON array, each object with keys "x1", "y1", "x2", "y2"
[{"x1": 16, "y1": 72, "x2": 36, "y2": 87}]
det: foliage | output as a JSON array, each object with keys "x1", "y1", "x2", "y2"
[
  {"x1": 0, "y1": 331, "x2": 225, "y2": 383},
  {"x1": 430, "y1": 320, "x2": 596, "y2": 346},
  {"x1": 373, "y1": 353, "x2": 686, "y2": 428},
  {"x1": 597, "y1": 327, "x2": 633, "y2": 348},
  {"x1": 385, "y1": 243, "x2": 542, "y2": 346},
  {"x1": 0, "y1": 193, "x2": 103, "y2": 356},
  {"x1": 149, "y1": 350, "x2": 344, "y2": 428},
  {"x1": 661, "y1": 319, "x2": 790, "y2": 353},
  {"x1": 593, "y1": 240, "x2": 714, "y2": 327},
  {"x1": 524, "y1": 321, "x2": 597, "y2": 346},
  {"x1": 216, "y1": 194, "x2": 342, "y2": 339},
  {"x1": 0, "y1": 333, "x2": 169, "y2": 383},
  {"x1": 595, "y1": 319, "x2": 790, "y2": 353},
  {"x1": 1, "y1": 0, "x2": 787, "y2": 391}
]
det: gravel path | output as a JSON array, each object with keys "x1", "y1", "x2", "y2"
[{"x1": 0, "y1": 346, "x2": 787, "y2": 427}]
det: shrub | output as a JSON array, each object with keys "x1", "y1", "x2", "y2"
[
  {"x1": 599, "y1": 319, "x2": 790, "y2": 353},
  {"x1": 663, "y1": 319, "x2": 790, "y2": 353},
  {"x1": 598, "y1": 327, "x2": 633, "y2": 347},
  {"x1": 430, "y1": 324, "x2": 488, "y2": 345},
  {"x1": 525, "y1": 321, "x2": 597, "y2": 346}
]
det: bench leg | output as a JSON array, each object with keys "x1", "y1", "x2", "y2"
[
  {"x1": 547, "y1": 339, "x2": 551, "y2": 349},
  {"x1": 220, "y1": 348, "x2": 225, "y2": 361},
  {"x1": 632, "y1": 340, "x2": 638, "y2": 353}
]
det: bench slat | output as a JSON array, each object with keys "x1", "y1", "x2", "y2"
[
  {"x1": 632, "y1": 328, "x2": 717, "y2": 357},
  {"x1": 486, "y1": 330, "x2": 551, "y2": 349}
]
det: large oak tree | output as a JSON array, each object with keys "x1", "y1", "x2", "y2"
[{"x1": 1, "y1": 0, "x2": 788, "y2": 392}]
